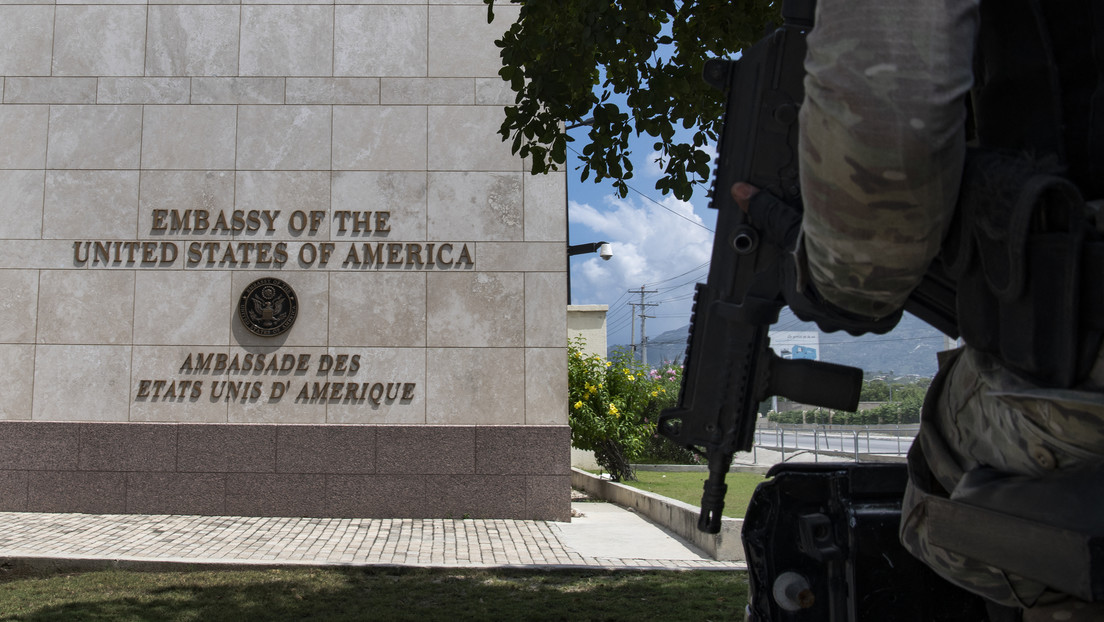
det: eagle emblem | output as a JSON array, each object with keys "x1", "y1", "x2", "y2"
[{"x1": 239, "y1": 278, "x2": 298, "y2": 337}]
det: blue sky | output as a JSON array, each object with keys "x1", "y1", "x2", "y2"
[{"x1": 564, "y1": 123, "x2": 719, "y2": 350}]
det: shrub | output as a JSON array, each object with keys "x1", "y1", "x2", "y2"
[{"x1": 567, "y1": 338, "x2": 684, "y2": 480}]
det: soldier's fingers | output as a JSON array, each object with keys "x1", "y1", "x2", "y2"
[{"x1": 731, "y1": 182, "x2": 760, "y2": 212}]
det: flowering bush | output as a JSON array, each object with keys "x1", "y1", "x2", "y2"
[{"x1": 568, "y1": 337, "x2": 684, "y2": 481}]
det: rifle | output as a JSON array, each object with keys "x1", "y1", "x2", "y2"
[{"x1": 656, "y1": 0, "x2": 958, "y2": 535}]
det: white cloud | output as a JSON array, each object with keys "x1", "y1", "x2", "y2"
[
  {"x1": 642, "y1": 150, "x2": 667, "y2": 179},
  {"x1": 569, "y1": 193, "x2": 713, "y2": 344}
]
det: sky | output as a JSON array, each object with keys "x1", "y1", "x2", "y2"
[{"x1": 565, "y1": 122, "x2": 719, "y2": 353}]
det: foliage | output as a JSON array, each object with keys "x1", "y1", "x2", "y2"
[
  {"x1": 769, "y1": 378, "x2": 931, "y2": 425},
  {"x1": 568, "y1": 338, "x2": 684, "y2": 481},
  {"x1": 483, "y1": 0, "x2": 777, "y2": 200},
  {"x1": 638, "y1": 429, "x2": 704, "y2": 465},
  {"x1": 0, "y1": 567, "x2": 750, "y2": 621},
  {"x1": 859, "y1": 379, "x2": 891, "y2": 402}
]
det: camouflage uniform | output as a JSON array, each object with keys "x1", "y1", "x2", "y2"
[{"x1": 798, "y1": 0, "x2": 1104, "y2": 617}]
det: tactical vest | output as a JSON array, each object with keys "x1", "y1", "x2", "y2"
[{"x1": 942, "y1": 0, "x2": 1104, "y2": 388}]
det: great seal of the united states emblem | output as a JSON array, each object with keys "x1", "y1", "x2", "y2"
[{"x1": 238, "y1": 277, "x2": 298, "y2": 337}]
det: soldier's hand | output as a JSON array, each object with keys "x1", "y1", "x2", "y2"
[
  {"x1": 731, "y1": 182, "x2": 901, "y2": 335},
  {"x1": 732, "y1": 182, "x2": 801, "y2": 251}
]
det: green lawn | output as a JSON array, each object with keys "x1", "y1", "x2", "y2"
[
  {"x1": 0, "y1": 567, "x2": 748, "y2": 621},
  {"x1": 619, "y1": 470, "x2": 765, "y2": 519}
]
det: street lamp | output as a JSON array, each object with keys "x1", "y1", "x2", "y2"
[
  {"x1": 566, "y1": 241, "x2": 612, "y2": 303},
  {"x1": 568, "y1": 241, "x2": 612, "y2": 259}
]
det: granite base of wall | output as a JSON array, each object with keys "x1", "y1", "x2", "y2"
[{"x1": 0, "y1": 422, "x2": 571, "y2": 521}]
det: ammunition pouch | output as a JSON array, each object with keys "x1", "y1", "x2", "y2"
[{"x1": 942, "y1": 149, "x2": 1104, "y2": 388}]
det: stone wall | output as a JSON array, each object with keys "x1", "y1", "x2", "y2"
[{"x1": 0, "y1": 1, "x2": 570, "y2": 520}]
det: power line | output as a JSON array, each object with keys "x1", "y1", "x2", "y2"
[
  {"x1": 643, "y1": 261, "x2": 711, "y2": 288},
  {"x1": 567, "y1": 145, "x2": 715, "y2": 234}
]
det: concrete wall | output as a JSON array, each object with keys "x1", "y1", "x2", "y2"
[
  {"x1": 571, "y1": 468, "x2": 744, "y2": 561},
  {"x1": 567, "y1": 305, "x2": 606, "y2": 469},
  {"x1": 567, "y1": 305, "x2": 608, "y2": 357},
  {"x1": 0, "y1": 2, "x2": 570, "y2": 520}
]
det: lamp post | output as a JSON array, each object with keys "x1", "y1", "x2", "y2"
[{"x1": 566, "y1": 241, "x2": 612, "y2": 303}]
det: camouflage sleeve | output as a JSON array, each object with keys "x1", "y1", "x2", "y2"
[{"x1": 797, "y1": 0, "x2": 979, "y2": 319}]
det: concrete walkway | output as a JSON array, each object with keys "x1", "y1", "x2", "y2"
[{"x1": 0, "y1": 501, "x2": 744, "y2": 573}]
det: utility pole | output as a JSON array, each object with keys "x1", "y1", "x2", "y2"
[{"x1": 628, "y1": 285, "x2": 658, "y2": 365}]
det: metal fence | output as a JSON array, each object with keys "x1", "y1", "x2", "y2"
[{"x1": 752, "y1": 423, "x2": 920, "y2": 463}]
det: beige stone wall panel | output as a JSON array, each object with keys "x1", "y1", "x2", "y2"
[
  {"x1": 0, "y1": 106, "x2": 48, "y2": 169},
  {"x1": 0, "y1": 241, "x2": 76, "y2": 270},
  {"x1": 332, "y1": 106, "x2": 428, "y2": 171},
  {"x1": 330, "y1": 171, "x2": 427, "y2": 240},
  {"x1": 236, "y1": 171, "x2": 331, "y2": 238},
  {"x1": 286, "y1": 78, "x2": 380, "y2": 105},
  {"x1": 0, "y1": 6, "x2": 53, "y2": 76},
  {"x1": 381, "y1": 78, "x2": 473, "y2": 105},
  {"x1": 133, "y1": 270, "x2": 233, "y2": 346},
  {"x1": 426, "y1": 271, "x2": 523, "y2": 348},
  {"x1": 425, "y1": 347, "x2": 524, "y2": 425},
  {"x1": 129, "y1": 345, "x2": 231, "y2": 423},
  {"x1": 525, "y1": 348, "x2": 568, "y2": 425},
  {"x1": 52, "y1": 6, "x2": 147, "y2": 77},
  {"x1": 225, "y1": 347, "x2": 328, "y2": 423},
  {"x1": 427, "y1": 172, "x2": 522, "y2": 241},
  {"x1": 524, "y1": 272, "x2": 567, "y2": 348},
  {"x1": 142, "y1": 105, "x2": 238, "y2": 170},
  {"x1": 43, "y1": 171, "x2": 140, "y2": 239},
  {"x1": 239, "y1": 6, "x2": 334, "y2": 77},
  {"x1": 0, "y1": 171, "x2": 46, "y2": 240},
  {"x1": 0, "y1": 346, "x2": 35, "y2": 419},
  {"x1": 98, "y1": 78, "x2": 191, "y2": 105},
  {"x1": 237, "y1": 105, "x2": 333, "y2": 171},
  {"x1": 324, "y1": 347, "x2": 427, "y2": 424},
  {"x1": 37, "y1": 270, "x2": 135, "y2": 345},
  {"x1": 524, "y1": 170, "x2": 568, "y2": 241},
  {"x1": 428, "y1": 5, "x2": 519, "y2": 78},
  {"x1": 475, "y1": 78, "x2": 514, "y2": 106},
  {"x1": 0, "y1": 271, "x2": 40, "y2": 343},
  {"x1": 191, "y1": 78, "x2": 285, "y2": 105},
  {"x1": 427, "y1": 106, "x2": 519, "y2": 171},
  {"x1": 47, "y1": 105, "x2": 143, "y2": 170},
  {"x1": 138, "y1": 171, "x2": 236, "y2": 240},
  {"x1": 334, "y1": 5, "x2": 428, "y2": 78},
  {"x1": 476, "y1": 242, "x2": 564, "y2": 272},
  {"x1": 146, "y1": 5, "x2": 241, "y2": 77},
  {"x1": 3, "y1": 78, "x2": 97, "y2": 105},
  {"x1": 31, "y1": 345, "x2": 132, "y2": 421},
  {"x1": 328, "y1": 271, "x2": 427, "y2": 347}
]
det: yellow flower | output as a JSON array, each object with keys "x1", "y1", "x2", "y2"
[
  {"x1": 626, "y1": 374, "x2": 635, "y2": 381},
  {"x1": 573, "y1": 401, "x2": 583, "y2": 410},
  {"x1": 651, "y1": 391, "x2": 658, "y2": 397},
  {"x1": 608, "y1": 404, "x2": 619, "y2": 416},
  {"x1": 586, "y1": 383, "x2": 597, "y2": 395},
  {"x1": 605, "y1": 361, "x2": 612, "y2": 368}
]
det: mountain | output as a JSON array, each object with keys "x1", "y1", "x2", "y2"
[{"x1": 615, "y1": 309, "x2": 950, "y2": 377}]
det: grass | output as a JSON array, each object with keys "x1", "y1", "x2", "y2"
[
  {"x1": 619, "y1": 470, "x2": 765, "y2": 519},
  {"x1": 0, "y1": 567, "x2": 748, "y2": 621}
]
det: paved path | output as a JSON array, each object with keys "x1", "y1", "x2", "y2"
[{"x1": 0, "y1": 502, "x2": 744, "y2": 572}]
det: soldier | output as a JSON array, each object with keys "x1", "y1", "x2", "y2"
[{"x1": 735, "y1": 0, "x2": 1104, "y2": 619}]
